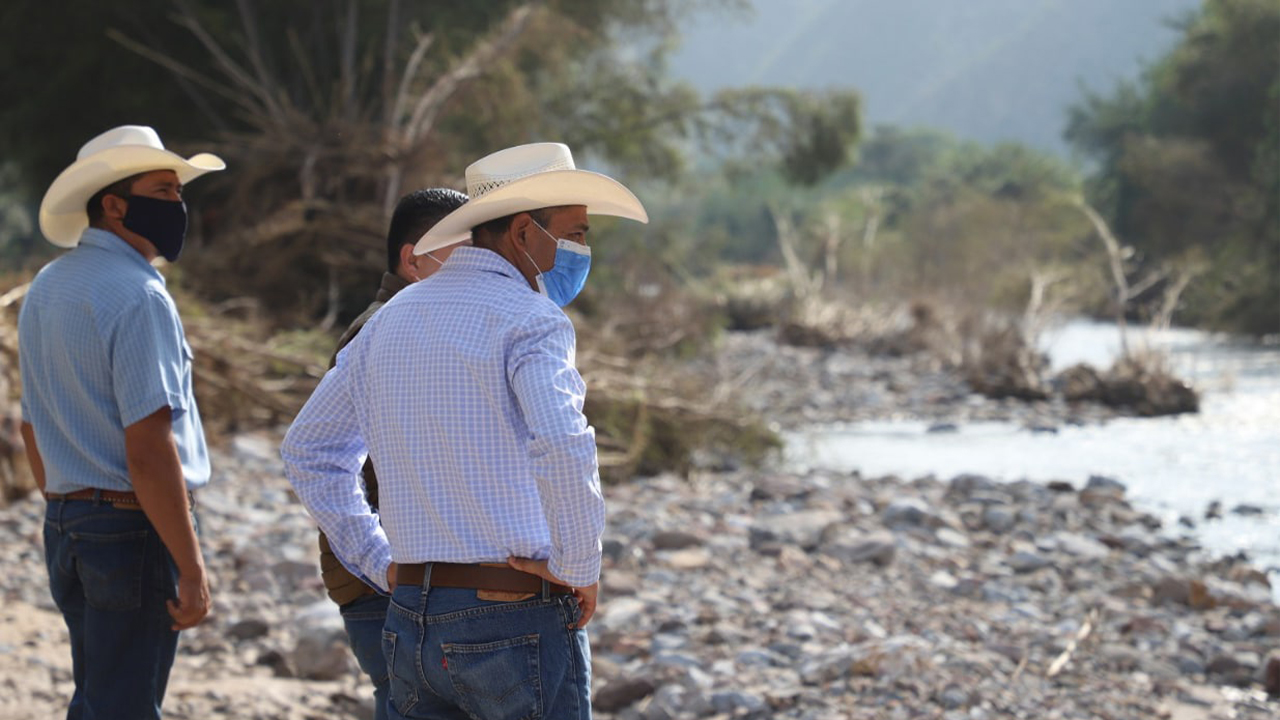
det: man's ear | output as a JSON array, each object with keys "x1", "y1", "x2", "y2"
[
  {"x1": 510, "y1": 213, "x2": 533, "y2": 251},
  {"x1": 101, "y1": 194, "x2": 128, "y2": 222},
  {"x1": 399, "y1": 243, "x2": 419, "y2": 279}
]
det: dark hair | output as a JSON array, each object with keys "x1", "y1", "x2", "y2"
[
  {"x1": 386, "y1": 188, "x2": 469, "y2": 273},
  {"x1": 86, "y1": 173, "x2": 146, "y2": 227},
  {"x1": 470, "y1": 207, "x2": 556, "y2": 251}
]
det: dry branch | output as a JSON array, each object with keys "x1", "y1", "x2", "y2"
[
  {"x1": 404, "y1": 3, "x2": 538, "y2": 144},
  {"x1": 1046, "y1": 608, "x2": 1099, "y2": 678},
  {"x1": 0, "y1": 283, "x2": 29, "y2": 309}
]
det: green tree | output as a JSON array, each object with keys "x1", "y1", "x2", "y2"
[
  {"x1": 0, "y1": 0, "x2": 754, "y2": 322},
  {"x1": 1066, "y1": 0, "x2": 1280, "y2": 334}
]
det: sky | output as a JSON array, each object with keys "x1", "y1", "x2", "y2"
[{"x1": 667, "y1": 0, "x2": 1203, "y2": 156}]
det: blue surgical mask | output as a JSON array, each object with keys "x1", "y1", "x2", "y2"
[{"x1": 525, "y1": 219, "x2": 592, "y2": 307}]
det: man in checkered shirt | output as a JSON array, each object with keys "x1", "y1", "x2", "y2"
[{"x1": 282, "y1": 143, "x2": 647, "y2": 719}]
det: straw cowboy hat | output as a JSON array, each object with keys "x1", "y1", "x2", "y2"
[
  {"x1": 414, "y1": 142, "x2": 647, "y2": 255},
  {"x1": 39, "y1": 125, "x2": 226, "y2": 247}
]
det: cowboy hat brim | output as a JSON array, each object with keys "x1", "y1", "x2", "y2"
[
  {"x1": 413, "y1": 169, "x2": 647, "y2": 255},
  {"x1": 39, "y1": 146, "x2": 226, "y2": 247}
]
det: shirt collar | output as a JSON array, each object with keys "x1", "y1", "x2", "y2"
[
  {"x1": 376, "y1": 272, "x2": 410, "y2": 303},
  {"x1": 441, "y1": 246, "x2": 527, "y2": 283},
  {"x1": 78, "y1": 228, "x2": 164, "y2": 280}
]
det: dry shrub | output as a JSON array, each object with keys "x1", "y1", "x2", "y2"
[
  {"x1": 585, "y1": 388, "x2": 781, "y2": 483},
  {"x1": 709, "y1": 266, "x2": 792, "y2": 332},
  {"x1": 776, "y1": 298, "x2": 856, "y2": 348},
  {"x1": 958, "y1": 314, "x2": 1051, "y2": 401},
  {"x1": 1056, "y1": 350, "x2": 1199, "y2": 416},
  {"x1": 575, "y1": 269, "x2": 783, "y2": 481},
  {"x1": 0, "y1": 276, "x2": 35, "y2": 503},
  {"x1": 161, "y1": 287, "x2": 329, "y2": 440},
  {"x1": 860, "y1": 301, "x2": 952, "y2": 358},
  {"x1": 577, "y1": 273, "x2": 722, "y2": 361},
  {"x1": 776, "y1": 295, "x2": 928, "y2": 352},
  {"x1": 815, "y1": 297, "x2": 1054, "y2": 400}
]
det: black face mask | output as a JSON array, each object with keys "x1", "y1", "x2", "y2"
[{"x1": 122, "y1": 195, "x2": 188, "y2": 262}]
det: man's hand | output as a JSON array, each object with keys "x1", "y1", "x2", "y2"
[
  {"x1": 507, "y1": 557, "x2": 599, "y2": 628},
  {"x1": 127, "y1": 407, "x2": 210, "y2": 632},
  {"x1": 166, "y1": 564, "x2": 210, "y2": 631},
  {"x1": 386, "y1": 561, "x2": 398, "y2": 593}
]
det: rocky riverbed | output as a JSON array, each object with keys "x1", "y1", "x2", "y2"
[
  {"x1": 0, "y1": 330, "x2": 1275, "y2": 719},
  {"x1": 696, "y1": 330, "x2": 1125, "y2": 432}
]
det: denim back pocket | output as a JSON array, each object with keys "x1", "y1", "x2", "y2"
[
  {"x1": 70, "y1": 529, "x2": 149, "y2": 612},
  {"x1": 382, "y1": 628, "x2": 419, "y2": 715},
  {"x1": 443, "y1": 633, "x2": 542, "y2": 720}
]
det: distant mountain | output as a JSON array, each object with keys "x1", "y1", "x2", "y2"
[{"x1": 669, "y1": 0, "x2": 1202, "y2": 156}]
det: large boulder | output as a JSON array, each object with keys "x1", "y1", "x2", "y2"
[{"x1": 290, "y1": 601, "x2": 351, "y2": 681}]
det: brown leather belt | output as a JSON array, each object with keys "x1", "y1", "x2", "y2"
[
  {"x1": 396, "y1": 562, "x2": 572, "y2": 596},
  {"x1": 43, "y1": 488, "x2": 195, "y2": 509},
  {"x1": 45, "y1": 488, "x2": 142, "y2": 505}
]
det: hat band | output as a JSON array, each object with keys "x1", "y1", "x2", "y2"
[{"x1": 468, "y1": 158, "x2": 575, "y2": 198}]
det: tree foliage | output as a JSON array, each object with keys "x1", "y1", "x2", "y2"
[
  {"x1": 0, "y1": 0, "x2": 757, "y2": 322},
  {"x1": 607, "y1": 124, "x2": 1095, "y2": 329},
  {"x1": 1066, "y1": 0, "x2": 1280, "y2": 334}
]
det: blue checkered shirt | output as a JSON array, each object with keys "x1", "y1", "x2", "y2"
[
  {"x1": 18, "y1": 228, "x2": 210, "y2": 493},
  {"x1": 281, "y1": 247, "x2": 605, "y2": 589}
]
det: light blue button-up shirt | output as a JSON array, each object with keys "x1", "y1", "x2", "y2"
[
  {"x1": 18, "y1": 228, "x2": 210, "y2": 493},
  {"x1": 281, "y1": 247, "x2": 605, "y2": 589}
]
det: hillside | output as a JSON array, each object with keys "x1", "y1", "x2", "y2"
[{"x1": 670, "y1": 0, "x2": 1202, "y2": 155}]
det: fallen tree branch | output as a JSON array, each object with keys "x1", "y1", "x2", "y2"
[
  {"x1": 1046, "y1": 608, "x2": 1099, "y2": 678},
  {"x1": 0, "y1": 283, "x2": 30, "y2": 310}
]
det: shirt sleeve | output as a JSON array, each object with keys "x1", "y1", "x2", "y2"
[
  {"x1": 508, "y1": 307, "x2": 605, "y2": 587},
  {"x1": 109, "y1": 290, "x2": 190, "y2": 427},
  {"x1": 280, "y1": 344, "x2": 393, "y2": 591}
]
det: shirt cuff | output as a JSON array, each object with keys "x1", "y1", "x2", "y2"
[
  {"x1": 549, "y1": 546, "x2": 602, "y2": 588},
  {"x1": 360, "y1": 540, "x2": 394, "y2": 594},
  {"x1": 120, "y1": 391, "x2": 188, "y2": 427},
  {"x1": 330, "y1": 531, "x2": 392, "y2": 594}
]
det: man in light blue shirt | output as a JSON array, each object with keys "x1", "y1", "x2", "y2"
[
  {"x1": 282, "y1": 143, "x2": 647, "y2": 719},
  {"x1": 19, "y1": 125, "x2": 223, "y2": 720}
]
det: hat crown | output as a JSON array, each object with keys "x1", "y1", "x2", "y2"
[
  {"x1": 465, "y1": 143, "x2": 576, "y2": 198},
  {"x1": 77, "y1": 125, "x2": 165, "y2": 161}
]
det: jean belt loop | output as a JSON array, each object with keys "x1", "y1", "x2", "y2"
[
  {"x1": 541, "y1": 578, "x2": 550, "y2": 601},
  {"x1": 418, "y1": 562, "x2": 433, "y2": 614},
  {"x1": 91, "y1": 489, "x2": 103, "y2": 506}
]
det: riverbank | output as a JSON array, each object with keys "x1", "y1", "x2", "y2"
[
  {"x1": 735, "y1": 321, "x2": 1280, "y2": 599},
  {"x1": 0, "y1": 432, "x2": 1274, "y2": 719},
  {"x1": 0, "y1": 329, "x2": 1275, "y2": 718}
]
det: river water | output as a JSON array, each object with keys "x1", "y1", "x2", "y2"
[{"x1": 784, "y1": 320, "x2": 1280, "y2": 592}]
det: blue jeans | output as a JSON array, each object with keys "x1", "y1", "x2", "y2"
[
  {"x1": 44, "y1": 499, "x2": 180, "y2": 720},
  {"x1": 341, "y1": 593, "x2": 392, "y2": 720},
  {"x1": 381, "y1": 576, "x2": 591, "y2": 719}
]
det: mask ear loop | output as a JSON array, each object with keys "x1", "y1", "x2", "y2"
[
  {"x1": 521, "y1": 248, "x2": 543, "y2": 280},
  {"x1": 519, "y1": 220, "x2": 552, "y2": 296},
  {"x1": 521, "y1": 218, "x2": 553, "y2": 280}
]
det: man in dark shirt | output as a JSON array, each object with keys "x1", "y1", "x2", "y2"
[{"x1": 317, "y1": 188, "x2": 467, "y2": 720}]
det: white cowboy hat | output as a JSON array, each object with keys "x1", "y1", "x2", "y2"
[
  {"x1": 414, "y1": 142, "x2": 647, "y2": 255},
  {"x1": 39, "y1": 125, "x2": 226, "y2": 247}
]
